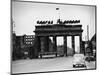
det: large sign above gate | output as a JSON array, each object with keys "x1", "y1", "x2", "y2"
[{"x1": 37, "y1": 19, "x2": 80, "y2": 25}]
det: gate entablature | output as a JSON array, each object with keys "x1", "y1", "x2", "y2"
[{"x1": 34, "y1": 24, "x2": 83, "y2": 36}]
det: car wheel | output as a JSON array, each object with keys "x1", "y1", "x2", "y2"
[
  {"x1": 73, "y1": 65, "x2": 75, "y2": 67},
  {"x1": 82, "y1": 65, "x2": 85, "y2": 67}
]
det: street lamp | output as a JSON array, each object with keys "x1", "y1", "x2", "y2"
[{"x1": 56, "y1": 8, "x2": 60, "y2": 24}]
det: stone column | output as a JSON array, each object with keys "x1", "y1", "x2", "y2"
[
  {"x1": 72, "y1": 36, "x2": 75, "y2": 55},
  {"x1": 40, "y1": 36, "x2": 46, "y2": 58},
  {"x1": 37, "y1": 36, "x2": 41, "y2": 52},
  {"x1": 40, "y1": 36, "x2": 45, "y2": 53},
  {"x1": 45, "y1": 36, "x2": 49, "y2": 52},
  {"x1": 53, "y1": 36, "x2": 57, "y2": 57},
  {"x1": 79, "y1": 35, "x2": 83, "y2": 54},
  {"x1": 64, "y1": 36, "x2": 67, "y2": 56}
]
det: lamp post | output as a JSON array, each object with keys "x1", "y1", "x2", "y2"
[
  {"x1": 56, "y1": 8, "x2": 60, "y2": 24},
  {"x1": 87, "y1": 25, "x2": 89, "y2": 42},
  {"x1": 56, "y1": 8, "x2": 60, "y2": 19}
]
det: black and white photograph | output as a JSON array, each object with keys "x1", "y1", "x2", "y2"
[{"x1": 11, "y1": 0, "x2": 96, "y2": 74}]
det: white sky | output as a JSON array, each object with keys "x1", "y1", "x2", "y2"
[{"x1": 12, "y1": 1, "x2": 96, "y2": 47}]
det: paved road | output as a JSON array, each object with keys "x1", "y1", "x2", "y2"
[{"x1": 12, "y1": 56, "x2": 96, "y2": 74}]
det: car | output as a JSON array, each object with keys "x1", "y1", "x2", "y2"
[
  {"x1": 73, "y1": 54, "x2": 86, "y2": 68},
  {"x1": 85, "y1": 56, "x2": 95, "y2": 62}
]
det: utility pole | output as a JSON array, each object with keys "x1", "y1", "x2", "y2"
[
  {"x1": 85, "y1": 25, "x2": 89, "y2": 55},
  {"x1": 86, "y1": 25, "x2": 89, "y2": 50},
  {"x1": 87, "y1": 25, "x2": 89, "y2": 42},
  {"x1": 12, "y1": 18, "x2": 16, "y2": 33},
  {"x1": 87, "y1": 25, "x2": 91, "y2": 56}
]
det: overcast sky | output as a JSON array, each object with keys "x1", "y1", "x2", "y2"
[{"x1": 12, "y1": 1, "x2": 96, "y2": 48}]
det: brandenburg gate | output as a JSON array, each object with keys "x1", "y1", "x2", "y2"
[{"x1": 34, "y1": 23, "x2": 83, "y2": 58}]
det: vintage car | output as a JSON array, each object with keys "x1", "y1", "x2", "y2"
[{"x1": 73, "y1": 54, "x2": 86, "y2": 68}]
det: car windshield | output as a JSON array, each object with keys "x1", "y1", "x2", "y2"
[{"x1": 74, "y1": 54, "x2": 84, "y2": 59}]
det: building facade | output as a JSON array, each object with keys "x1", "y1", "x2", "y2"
[{"x1": 12, "y1": 34, "x2": 35, "y2": 60}]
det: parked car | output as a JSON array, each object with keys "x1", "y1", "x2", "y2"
[
  {"x1": 85, "y1": 56, "x2": 95, "y2": 62},
  {"x1": 73, "y1": 54, "x2": 86, "y2": 68}
]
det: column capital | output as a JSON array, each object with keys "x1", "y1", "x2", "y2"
[
  {"x1": 53, "y1": 35, "x2": 57, "y2": 37},
  {"x1": 79, "y1": 34, "x2": 82, "y2": 36}
]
